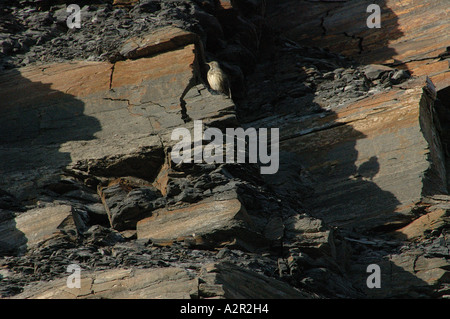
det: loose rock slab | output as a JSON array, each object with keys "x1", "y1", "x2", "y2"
[
  {"x1": 0, "y1": 204, "x2": 81, "y2": 255},
  {"x1": 12, "y1": 267, "x2": 198, "y2": 299},
  {"x1": 11, "y1": 262, "x2": 312, "y2": 299},
  {"x1": 136, "y1": 198, "x2": 254, "y2": 247},
  {"x1": 199, "y1": 262, "x2": 313, "y2": 299}
]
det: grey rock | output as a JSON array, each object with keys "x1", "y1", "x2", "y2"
[
  {"x1": 390, "y1": 69, "x2": 411, "y2": 84},
  {"x1": 362, "y1": 64, "x2": 394, "y2": 80},
  {"x1": 100, "y1": 184, "x2": 164, "y2": 231},
  {"x1": 83, "y1": 225, "x2": 124, "y2": 247}
]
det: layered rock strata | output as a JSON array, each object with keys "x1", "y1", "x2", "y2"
[{"x1": 1, "y1": 0, "x2": 449, "y2": 299}]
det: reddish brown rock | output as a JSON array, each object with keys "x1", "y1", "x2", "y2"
[
  {"x1": 198, "y1": 262, "x2": 313, "y2": 299},
  {"x1": 113, "y1": 0, "x2": 139, "y2": 6},
  {"x1": 136, "y1": 198, "x2": 262, "y2": 249},
  {"x1": 12, "y1": 262, "x2": 312, "y2": 299},
  {"x1": 0, "y1": 204, "x2": 86, "y2": 255},
  {"x1": 119, "y1": 26, "x2": 200, "y2": 60},
  {"x1": 279, "y1": 77, "x2": 443, "y2": 230},
  {"x1": 0, "y1": 38, "x2": 234, "y2": 201},
  {"x1": 395, "y1": 198, "x2": 450, "y2": 240},
  {"x1": 12, "y1": 267, "x2": 198, "y2": 299},
  {"x1": 269, "y1": 0, "x2": 450, "y2": 89}
]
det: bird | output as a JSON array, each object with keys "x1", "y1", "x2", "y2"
[{"x1": 206, "y1": 61, "x2": 231, "y2": 98}]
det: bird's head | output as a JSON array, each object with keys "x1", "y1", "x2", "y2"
[{"x1": 206, "y1": 61, "x2": 220, "y2": 69}]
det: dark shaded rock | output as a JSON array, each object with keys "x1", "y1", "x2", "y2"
[
  {"x1": 0, "y1": 190, "x2": 22, "y2": 211},
  {"x1": 0, "y1": 37, "x2": 14, "y2": 55},
  {"x1": 44, "y1": 178, "x2": 81, "y2": 195},
  {"x1": 198, "y1": 262, "x2": 315, "y2": 298},
  {"x1": 84, "y1": 202, "x2": 109, "y2": 226},
  {"x1": 390, "y1": 69, "x2": 411, "y2": 84},
  {"x1": 99, "y1": 182, "x2": 165, "y2": 231},
  {"x1": 83, "y1": 225, "x2": 124, "y2": 247},
  {"x1": 166, "y1": 178, "x2": 190, "y2": 197},
  {"x1": 362, "y1": 64, "x2": 394, "y2": 80},
  {"x1": 0, "y1": 210, "x2": 14, "y2": 224},
  {"x1": 129, "y1": 0, "x2": 161, "y2": 15},
  {"x1": 173, "y1": 187, "x2": 203, "y2": 204}
]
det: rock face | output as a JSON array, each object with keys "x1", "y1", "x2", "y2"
[
  {"x1": 12, "y1": 262, "x2": 310, "y2": 299},
  {"x1": 1, "y1": 0, "x2": 450, "y2": 300},
  {"x1": 268, "y1": 0, "x2": 450, "y2": 89},
  {"x1": 279, "y1": 76, "x2": 443, "y2": 230},
  {"x1": 261, "y1": 0, "x2": 450, "y2": 298}
]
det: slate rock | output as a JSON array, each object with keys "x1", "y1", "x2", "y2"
[
  {"x1": 0, "y1": 189, "x2": 22, "y2": 211},
  {"x1": 390, "y1": 69, "x2": 411, "y2": 84},
  {"x1": 362, "y1": 64, "x2": 395, "y2": 81},
  {"x1": 83, "y1": 225, "x2": 124, "y2": 247},
  {"x1": 99, "y1": 182, "x2": 165, "y2": 231}
]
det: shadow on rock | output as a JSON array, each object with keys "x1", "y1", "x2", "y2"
[{"x1": 0, "y1": 67, "x2": 101, "y2": 256}]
